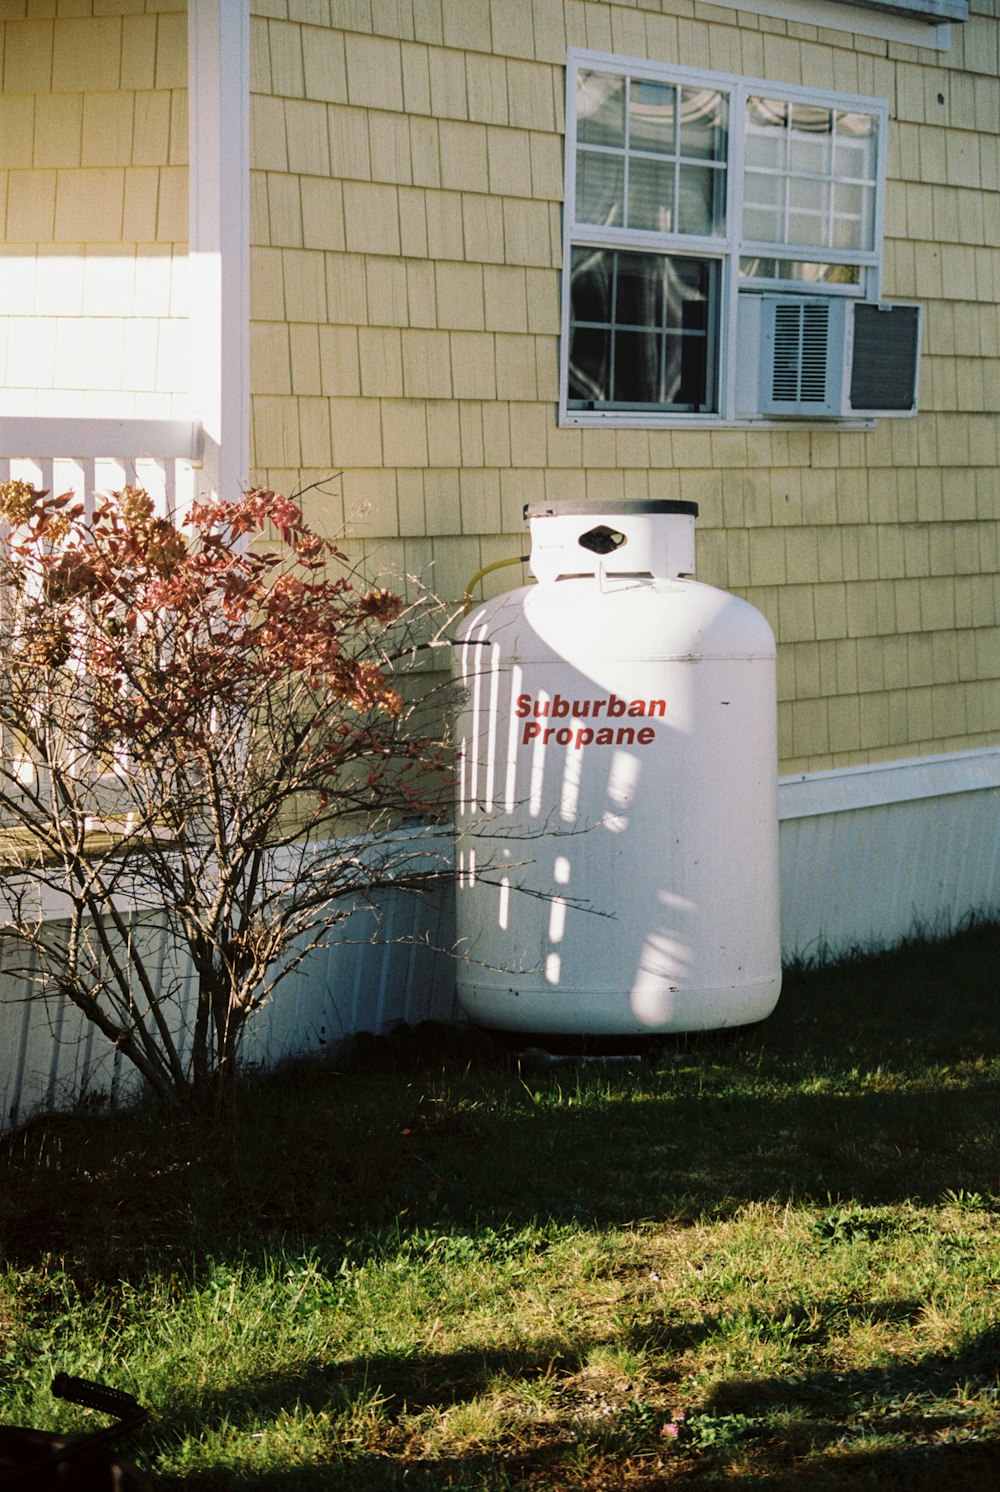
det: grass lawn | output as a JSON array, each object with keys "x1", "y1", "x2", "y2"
[{"x1": 1, "y1": 923, "x2": 998, "y2": 1489}]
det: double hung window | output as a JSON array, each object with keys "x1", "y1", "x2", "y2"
[{"x1": 561, "y1": 51, "x2": 889, "y2": 425}]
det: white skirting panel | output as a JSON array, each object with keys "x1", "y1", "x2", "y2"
[
  {"x1": 0, "y1": 928, "x2": 148, "y2": 1128},
  {"x1": 0, "y1": 878, "x2": 458, "y2": 1134},
  {"x1": 777, "y1": 747, "x2": 1000, "y2": 963},
  {"x1": 238, "y1": 879, "x2": 458, "y2": 1071},
  {"x1": 2, "y1": 748, "x2": 997, "y2": 1129}
]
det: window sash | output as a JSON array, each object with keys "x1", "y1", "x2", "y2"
[
  {"x1": 743, "y1": 97, "x2": 880, "y2": 256},
  {"x1": 575, "y1": 71, "x2": 729, "y2": 237},
  {"x1": 567, "y1": 248, "x2": 720, "y2": 412}
]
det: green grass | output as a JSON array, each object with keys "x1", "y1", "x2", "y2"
[{"x1": 1, "y1": 922, "x2": 998, "y2": 1488}]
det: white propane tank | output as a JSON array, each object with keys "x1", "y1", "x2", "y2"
[{"x1": 452, "y1": 500, "x2": 781, "y2": 1037}]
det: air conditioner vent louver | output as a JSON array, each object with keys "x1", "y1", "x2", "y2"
[
  {"x1": 800, "y1": 303, "x2": 832, "y2": 400},
  {"x1": 761, "y1": 298, "x2": 844, "y2": 415},
  {"x1": 770, "y1": 301, "x2": 832, "y2": 406},
  {"x1": 771, "y1": 310, "x2": 801, "y2": 402}
]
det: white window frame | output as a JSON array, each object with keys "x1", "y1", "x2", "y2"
[{"x1": 559, "y1": 50, "x2": 890, "y2": 429}]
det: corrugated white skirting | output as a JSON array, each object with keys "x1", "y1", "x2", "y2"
[{"x1": 778, "y1": 748, "x2": 1000, "y2": 962}]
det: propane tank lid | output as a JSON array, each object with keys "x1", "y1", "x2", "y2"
[
  {"x1": 523, "y1": 500, "x2": 699, "y2": 585},
  {"x1": 523, "y1": 499, "x2": 699, "y2": 520}
]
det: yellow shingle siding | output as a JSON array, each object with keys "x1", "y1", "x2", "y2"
[
  {"x1": 246, "y1": 0, "x2": 1000, "y2": 775},
  {"x1": 0, "y1": 3, "x2": 188, "y2": 419}
]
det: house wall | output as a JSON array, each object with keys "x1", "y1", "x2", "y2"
[
  {"x1": 0, "y1": 2, "x2": 189, "y2": 421},
  {"x1": 247, "y1": 0, "x2": 1000, "y2": 779}
]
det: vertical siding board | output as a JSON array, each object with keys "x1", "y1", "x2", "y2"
[
  {"x1": 20, "y1": 965, "x2": 63, "y2": 1128},
  {"x1": 372, "y1": 898, "x2": 396, "y2": 1034},
  {"x1": 1, "y1": 941, "x2": 35, "y2": 1127}
]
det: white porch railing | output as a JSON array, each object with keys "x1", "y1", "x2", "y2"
[
  {"x1": 0, "y1": 416, "x2": 209, "y2": 790},
  {"x1": 0, "y1": 417, "x2": 204, "y2": 517}
]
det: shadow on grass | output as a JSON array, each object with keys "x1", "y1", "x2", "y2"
[
  {"x1": 393, "y1": 1067, "x2": 998, "y2": 1225},
  {"x1": 2, "y1": 927, "x2": 999, "y2": 1490},
  {"x1": 690, "y1": 1321, "x2": 1000, "y2": 1491},
  {"x1": 2, "y1": 923, "x2": 999, "y2": 1278},
  {"x1": 139, "y1": 1319, "x2": 1000, "y2": 1489}
]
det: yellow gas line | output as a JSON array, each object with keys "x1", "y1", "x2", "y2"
[{"x1": 462, "y1": 554, "x2": 529, "y2": 614}]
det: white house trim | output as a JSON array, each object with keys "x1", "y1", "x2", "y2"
[
  {"x1": 0, "y1": 419, "x2": 200, "y2": 463},
  {"x1": 779, "y1": 746, "x2": 1000, "y2": 820},
  {"x1": 777, "y1": 749, "x2": 1000, "y2": 962},
  {"x1": 187, "y1": 0, "x2": 251, "y2": 502},
  {"x1": 702, "y1": 0, "x2": 956, "y2": 52}
]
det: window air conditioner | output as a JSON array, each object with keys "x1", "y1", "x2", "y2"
[{"x1": 758, "y1": 296, "x2": 922, "y2": 419}]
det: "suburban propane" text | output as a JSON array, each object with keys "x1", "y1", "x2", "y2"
[{"x1": 515, "y1": 692, "x2": 666, "y2": 750}]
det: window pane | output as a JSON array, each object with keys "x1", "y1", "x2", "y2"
[
  {"x1": 834, "y1": 137, "x2": 876, "y2": 181},
  {"x1": 616, "y1": 251, "x2": 665, "y2": 325},
  {"x1": 576, "y1": 151, "x2": 624, "y2": 226},
  {"x1": 677, "y1": 163, "x2": 725, "y2": 234},
  {"x1": 628, "y1": 156, "x2": 676, "y2": 231},
  {"x1": 613, "y1": 326, "x2": 709, "y2": 407},
  {"x1": 834, "y1": 181, "x2": 864, "y2": 219},
  {"x1": 570, "y1": 245, "x2": 613, "y2": 323},
  {"x1": 679, "y1": 88, "x2": 727, "y2": 161},
  {"x1": 744, "y1": 171, "x2": 784, "y2": 210},
  {"x1": 568, "y1": 247, "x2": 613, "y2": 403},
  {"x1": 568, "y1": 325, "x2": 611, "y2": 403},
  {"x1": 740, "y1": 256, "x2": 861, "y2": 285},
  {"x1": 578, "y1": 72, "x2": 626, "y2": 147},
  {"x1": 568, "y1": 247, "x2": 717, "y2": 411},
  {"x1": 743, "y1": 206, "x2": 784, "y2": 243},
  {"x1": 678, "y1": 268, "x2": 711, "y2": 330},
  {"x1": 835, "y1": 111, "x2": 877, "y2": 180},
  {"x1": 787, "y1": 177, "x2": 829, "y2": 247},
  {"x1": 745, "y1": 97, "x2": 787, "y2": 169},
  {"x1": 832, "y1": 181, "x2": 873, "y2": 250},
  {"x1": 789, "y1": 177, "x2": 829, "y2": 213},
  {"x1": 832, "y1": 206, "x2": 873, "y2": 250},
  {"x1": 788, "y1": 211, "x2": 823, "y2": 247},
  {"x1": 788, "y1": 104, "x2": 832, "y2": 175},
  {"x1": 675, "y1": 334, "x2": 709, "y2": 408},
  {"x1": 613, "y1": 329, "x2": 664, "y2": 403},
  {"x1": 628, "y1": 79, "x2": 675, "y2": 154}
]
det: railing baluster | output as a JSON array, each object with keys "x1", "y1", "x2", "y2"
[
  {"x1": 163, "y1": 458, "x2": 177, "y2": 522},
  {"x1": 81, "y1": 458, "x2": 97, "y2": 515}
]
